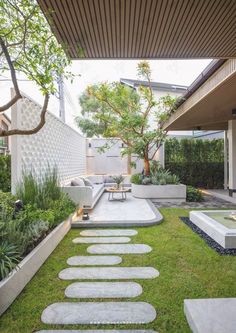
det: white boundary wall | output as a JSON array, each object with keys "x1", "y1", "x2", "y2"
[{"x1": 11, "y1": 92, "x2": 86, "y2": 191}]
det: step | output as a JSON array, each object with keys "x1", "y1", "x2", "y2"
[
  {"x1": 65, "y1": 282, "x2": 142, "y2": 298},
  {"x1": 59, "y1": 267, "x2": 159, "y2": 280},
  {"x1": 73, "y1": 237, "x2": 131, "y2": 244},
  {"x1": 80, "y1": 229, "x2": 138, "y2": 237},
  {"x1": 67, "y1": 255, "x2": 122, "y2": 266},
  {"x1": 184, "y1": 298, "x2": 236, "y2": 333},
  {"x1": 41, "y1": 302, "x2": 156, "y2": 324},
  {"x1": 87, "y1": 244, "x2": 152, "y2": 254}
]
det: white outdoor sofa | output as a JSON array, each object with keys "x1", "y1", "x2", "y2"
[{"x1": 61, "y1": 175, "x2": 131, "y2": 210}]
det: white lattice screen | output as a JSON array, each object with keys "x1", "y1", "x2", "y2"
[{"x1": 11, "y1": 92, "x2": 86, "y2": 191}]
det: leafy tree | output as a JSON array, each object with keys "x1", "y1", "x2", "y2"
[
  {"x1": 76, "y1": 61, "x2": 177, "y2": 176},
  {"x1": 0, "y1": 0, "x2": 72, "y2": 137}
]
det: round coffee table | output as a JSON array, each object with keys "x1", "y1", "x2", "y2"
[{"x1": 107, "y1": 187, "x2": 129, "y2": 201}]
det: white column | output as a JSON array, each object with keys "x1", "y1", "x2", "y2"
[
  {"x1": 228, "y1": 120, "x2": 236, "y2": 196},
  {"x1": 224, "y1": 131, "x2": 228, "y2": 190}
]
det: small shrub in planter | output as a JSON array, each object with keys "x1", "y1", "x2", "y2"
[
  {"x1": 0, "y1": 168, "x2": 76, "y2": 280},
  {"x1": 186, "y1": 186, "x2": 203, "y2": 202},
  {"x1": 130, "y1": 173, "x2": 142, "y2": 185},
  {"x1": 131, "y1": 161, "x2": 180, "y2": 186}
]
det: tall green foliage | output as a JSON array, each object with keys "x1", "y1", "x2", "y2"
[
  {"x1": 165, "y1": 138, "x2": 224, "y2": 188},
  {"x1": 0, "y1": 155, "x2": 11, "y2": 192},
  {"x1": 76, "y1": 61, "x2": 177, "y2": 176},
  {"x1": 0, "y1": 168, "x2": 76, "y2": 280}
]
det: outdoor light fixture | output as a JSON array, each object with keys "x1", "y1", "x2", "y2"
[
  {"x1": 82, "y1": 211, "x2": 90, "y2": 220},
  {"x1": 232, "y1": 109, "x2": 236, "y2": 117},
  {"x1": 121, "y1": 143, "x2": 124, "y2": 148},
  {"x1": 88, "y1": 142, "x2": 92, "y2": 148},
  {"x1": 14, "y1": 199, "x2": 23, "y2": 212}
]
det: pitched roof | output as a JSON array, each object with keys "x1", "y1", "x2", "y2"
[{"x1": 120, "y1": 78, "x2": 187, "y2": 93}]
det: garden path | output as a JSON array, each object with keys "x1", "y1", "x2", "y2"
[{"x1": 37, "y1": 228, "x2": 159, "y2": 332}]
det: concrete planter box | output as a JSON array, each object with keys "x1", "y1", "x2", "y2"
[
  {"x1": 0, "y1": 216, "x2": 72, "y2": 316},
  {"x1": 132, "y1": 183, "x2": 186, "y2": 202}
]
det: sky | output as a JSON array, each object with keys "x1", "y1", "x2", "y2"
[{"x1": 0, "y1": 59, "x2": 212, "y2": 131}]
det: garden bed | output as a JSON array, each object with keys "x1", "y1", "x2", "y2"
[
  {"x1": 0, "y1": 216, "x2": 72, "y2": 316},
  {"x1": 132, "y1": 183, "x2": 186, "y2": 202}
]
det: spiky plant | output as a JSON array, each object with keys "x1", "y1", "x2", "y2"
[{"x1": 0, "y1": 241, "x2": 20, "y2": 280}]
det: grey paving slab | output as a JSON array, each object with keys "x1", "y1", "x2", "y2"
[
  {"x1": 35, "y1": 330, "x2": 158, "y2": 333},
  {"x1": 73, "y1": 237, "x2": 131, "y2": 244},
  {"x1": 65, "y1": 282, "x2": 142, "y2": 298},
  {"x1": 59, "y1": 267, "x2": 159, "y2": 280},
  {"x1": 41, "y1": 302, "x2": 156, "y2": 324},
  {"x1": 184, "y1": 298, "x2": 236, "y2": 333},
  {"x1": 67, "y1": 255, "x2": 122, "y2": 266},
  {"x1": 80, "y1": 229, "x2": 138, "y2": 236},
  {"x1": 87, "y1": 244, "x2": 152, "y2": 254}
]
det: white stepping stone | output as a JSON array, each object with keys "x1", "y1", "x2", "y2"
[
  {"x1": 87, "y1": 244, "x2": 152, "y2": 254},
  {"x1": 59, "y1": 267, "x2": 159, "y2": 280},
  {"x1": 67, "y1": 255, "x2": 122, "y2": 266},
  {"x1": 80, "y1": 229, "x2": 138, "y2": 237},
  {"x1": 35, "y1": 330, "x2": 158, "y2": 333},
  {"x1": 41, "y1": 302, "x2": 156, "y2": 324},
  {"x1": 73, "y1": 237, "x2": 131, "y2": 244},
  {"x1": 65, "y1": 282, "x2": 142, "y2": 298}
]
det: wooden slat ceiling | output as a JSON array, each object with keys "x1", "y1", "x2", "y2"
[{"x1": 38, "y1": 0, "x2": 236, "y2": 59}]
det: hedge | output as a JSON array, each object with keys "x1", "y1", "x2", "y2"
[
  {"x1": 0, "y1": 155, "x2": 11, "y2": 192},
  {"x1": 165, "y1": 138, "x2": 224, "y2": 189}
]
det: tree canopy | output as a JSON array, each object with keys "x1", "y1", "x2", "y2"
[
  {"x1": 76, "y1": 61, "x2": 177, "y2": 175},
  {"x1": 0, "y1": 0, "x2": 72, "y2": 136}
]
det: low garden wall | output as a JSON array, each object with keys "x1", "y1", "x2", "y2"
[
  {"x1": 0, "y1": 216, "x2": 71, "y2": 316},
  {"x1": 132, "y1": 183, "x2": 186, "y2": 202}
]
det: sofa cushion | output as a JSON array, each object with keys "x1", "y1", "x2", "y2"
[
  {"x1": 81, "y1": 177, "x2": 94, "y2": 188},
  {"x1": 92, "y1": 184, "x2": 104, "y2": 201},
  {"x1": 87, "y1": 175, "x2": 104, "y2": 184},
  {"x1": 71, "y1": 178, "x2": 85, "y2": 186},
  {"x1": 104, "y1": 175, "x2": 115, "y2": 183}
]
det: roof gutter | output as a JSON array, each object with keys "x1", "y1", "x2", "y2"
[{"x1": 174, "y1": 59, "x2": 226, "y2": 109}]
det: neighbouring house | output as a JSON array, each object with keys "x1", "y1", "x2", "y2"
[{"x1": 0, "y1": 113, "x2": 11, "y2": 154}]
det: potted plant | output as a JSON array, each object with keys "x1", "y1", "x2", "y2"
[
  {"x1": 131, "y1": 161, "x2": 186, "y2": 201},
  {"x1": 112, "y1": 175, "x2": 125, "y2": 189}
]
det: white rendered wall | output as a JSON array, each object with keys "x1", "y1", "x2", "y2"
[
  {"x1": 86, "y1": 138, "x2": 128, "y2": 175},
  {"x1": 11, "y1": 92, "x2": 86, "y2": 192}
]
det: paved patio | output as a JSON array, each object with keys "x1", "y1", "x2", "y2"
[
  {"x1": 72, "y1": 193, "x2": 162, "y2": 227},
  {"x1": 153, "y1": 194, "x2": 236, "y2": 209}
]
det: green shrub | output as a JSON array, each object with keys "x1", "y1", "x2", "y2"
[
  {"x1": 130, "y1": 173, "x2": 142, "y2": 184},
  {"x1": 186, "y1": 186, "x2": 203, "y2": 202},
  {"x1": 0, "y1": 155, "x2": 11, "y2": 192},
  {"x1": 165, "y1": 138, "x2": 224, "y2": 188},
  {"x1": 0, "y1": 241, "x2": 20, "y2": 280},
  {"x1": 150, "y1": 163, "x2": 179, "y2": 185},
  {"x1": 0, "y1": 169, "x2": 76, "y2": 280},
  {"x1": 0, "y1": 191, "x2": 16, "y2": 221},
  {"x1": 142, "y1": 177, "x2": 151, "y2": 185},
  {"x1": 16, "y1": 166, "x2": 61, "y2": 210}
]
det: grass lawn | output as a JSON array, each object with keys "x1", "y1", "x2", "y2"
[{"x1": 1, "y1": 208, "x2": 236, "y2": 333}]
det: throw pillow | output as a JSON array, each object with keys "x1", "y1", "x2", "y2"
[{"x1": 71, "y1": 178, "x2": 85, "y2": 186}]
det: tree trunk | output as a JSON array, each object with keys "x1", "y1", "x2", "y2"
[{"x1": 144, "y1": 157, "x2": 150, "y2": 176}]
